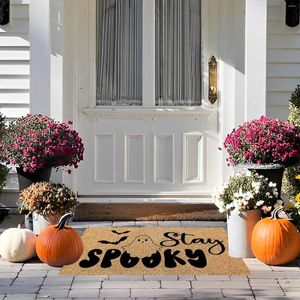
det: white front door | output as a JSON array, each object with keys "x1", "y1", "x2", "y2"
[{"x1": 73, "y1": 0, "x2": 221, "y2": 199}]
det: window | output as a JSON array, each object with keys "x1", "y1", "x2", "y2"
[
  {"x1": 95, "y1": 0, "x2": 202, "y2": 107},
  {"x1": 96, "y1": 0, "x2": 143, "y2": 106}
]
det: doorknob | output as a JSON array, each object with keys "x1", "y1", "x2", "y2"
[{"x1": 208, "y1": 56, "x2": 218, "y2": 104}]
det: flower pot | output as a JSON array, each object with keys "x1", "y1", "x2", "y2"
[
  {"x1": 17, "y1": 167, "x2": 52, "y2": 230},
  {"x1": 227, "y1": 209, "x2": 261, "y2": 258},
  {"x1": 32, "y1": 212, "x2": 62, "y2": 235},
  {"x1": 234, "y1": 164, "x2": 284, "y2": 198},
  {"x1": 0, "y1": 204, "x2": 9, "y2": 224},
  {"x1": 17, "y1": 167, "x2": 52, "y2": 191}
]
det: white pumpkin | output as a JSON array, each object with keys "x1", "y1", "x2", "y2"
[{"x1": 0, "y1": 225, "x2": 36, "y2": 262}]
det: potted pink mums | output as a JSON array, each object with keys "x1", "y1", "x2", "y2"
[
  {"x1": 0, "y1": 114, "x2": 84, "y2": 229},
  {"x1": 224, "y1": 116, "x2": 300, "y2": 166},
  {"x1": 0, "y1": 114, "x2": 84, "y2": 178},
  {"x1": 223, "y1": 116, "x2": 300, "y2": 197}
]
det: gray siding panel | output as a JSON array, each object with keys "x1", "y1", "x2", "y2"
[{"x1": 267, "y1": 0, "x2": 300, "y2": 120}]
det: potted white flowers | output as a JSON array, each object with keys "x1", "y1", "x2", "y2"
[{"x1": 212, "y1": 170, "x2": 282, "y2": 257}]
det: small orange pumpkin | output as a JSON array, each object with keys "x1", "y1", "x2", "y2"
[
  {"x1": 36, "y1": 213, "x2": 83, "y2": 267},
  {"x1": 251, "y1": 206, "x2": 300, "y2": 265}
]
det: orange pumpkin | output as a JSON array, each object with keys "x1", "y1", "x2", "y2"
[
  {"x1": 36, "y1": 213, "x2": 83, "y2": 267},
  {"x1": 251, "y1": 206, "x2": 300, "y2": 265}
]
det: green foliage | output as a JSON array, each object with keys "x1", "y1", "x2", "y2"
[
  {"x1": 287, "y1": 85, "x2": 300, "y2": 128},
  {"x1": 0, "y1": 164, "x2": 9, "y2": 194},
  {"x1": 0, "y1": 112, "x2": 9, "y2": 194},
  {"x1": 282, "y1": 166, "x2": 300, "y2": 200},
  {"x1": 283, "y1": 84, "x2": 300, "y2": 229},
  {"x1": 0, "y1": 112, "x2": 5, "y2": 134},
  {"x1": 288, "y1": 102, "x2": 300, "y2": 127},
  {"x1": 289, "y1": 84, "x2": 300, "y2": 109}
]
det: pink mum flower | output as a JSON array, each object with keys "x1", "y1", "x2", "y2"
[
  {"x1": 0, "y1": 114, "x2": 84, "y2": 173},
  {"x1": 224, "y1": 116, "x2": 300, "y2": 166}
]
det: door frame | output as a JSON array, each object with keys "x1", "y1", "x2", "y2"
[
  {"x1": 28, "y1": 0, "x2": 268, "y2": 197},
  {"x1": 70, "y1": 0, "x2": 221, "y2": 199}
]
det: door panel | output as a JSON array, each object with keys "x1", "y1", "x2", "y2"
[
  {"x1": 124, "y1": 134, "x2": 145, "y2": 183},
  {"x1": 76, "y1": 114, "x2": 219, "y2": 196},
  {"x1": 94, "y1": 134, "x2": 115, "y2": 183},
  {"x1": 154, "y1": 134, "x2": 174, "y2": 184},
  {"x1": 183, "y1": 133, "x2": 205, "y2": 184},
  {"x1": 74, "y1": 0, "x2": 221, "y2": 197}
]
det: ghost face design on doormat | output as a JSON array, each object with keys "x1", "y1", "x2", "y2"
[
  {"x1": 122, "y1": 235, "x2": 161, "y2": 258},
  {"x1": 60, "y1": 227, "x2": 250, "y2": 276}
]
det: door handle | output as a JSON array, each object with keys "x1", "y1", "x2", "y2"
[{"x1": 208, "y1": 56, "x2": 218, "y2": 104}]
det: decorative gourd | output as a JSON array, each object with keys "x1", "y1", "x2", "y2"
[
  {"x1": 35, "y1": 213, "x2": 83, "y2": 267},
  {"x1": 251, "y1": 206, "x2": 300, "y2": 265},
  {"x1": 0, "y1": 225, "x2": 36, "y2": 262}
]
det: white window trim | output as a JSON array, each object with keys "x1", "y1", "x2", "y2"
[
  {"x1": 83, "y1": 105, "x2": 217, "y2": 121},
  {"x1": 85, "y1": 0, "x2": 216, "y2": 119}
]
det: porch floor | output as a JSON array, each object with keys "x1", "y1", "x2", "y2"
[{"x1": 0, "y1": 219, "x2": 300, "y2": 300}]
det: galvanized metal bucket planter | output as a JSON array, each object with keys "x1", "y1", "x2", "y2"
[{"x1": 227, "y1": 209, "x2": 261, "y2": 258}]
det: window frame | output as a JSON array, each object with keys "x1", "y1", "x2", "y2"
[{"x1": 87, "y1": 0, "x2": 211, "y2": 110}]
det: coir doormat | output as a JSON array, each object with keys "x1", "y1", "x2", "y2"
[{"x1": 61, "y1": 227, "x2": 249, "y2": 276}]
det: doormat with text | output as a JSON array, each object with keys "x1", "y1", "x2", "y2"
[{"x1": 60, "y1": 227, "x2": 249, "y2": 276}]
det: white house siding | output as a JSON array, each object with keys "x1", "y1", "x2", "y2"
[
  {"x1": 0, "y1": 0, "x2": 30, "y2": 202},
  {"x1": 267, "y1": 0, "x2": 300, "y2": 120},
  {"x1": 0, "y1": 0, "x2": 30, "y2": 121}
]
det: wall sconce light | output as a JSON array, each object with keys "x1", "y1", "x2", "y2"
[
  {"x1": 285, "y1": 0, "x2": 300, "y2": 27},
  {"x1": 0, "y1": 0, "x2": 10, "y2": 25}
]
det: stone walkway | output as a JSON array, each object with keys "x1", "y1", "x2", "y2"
[{"x1": 0, "y1": 220, "x2": 300, "y2": 300}]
